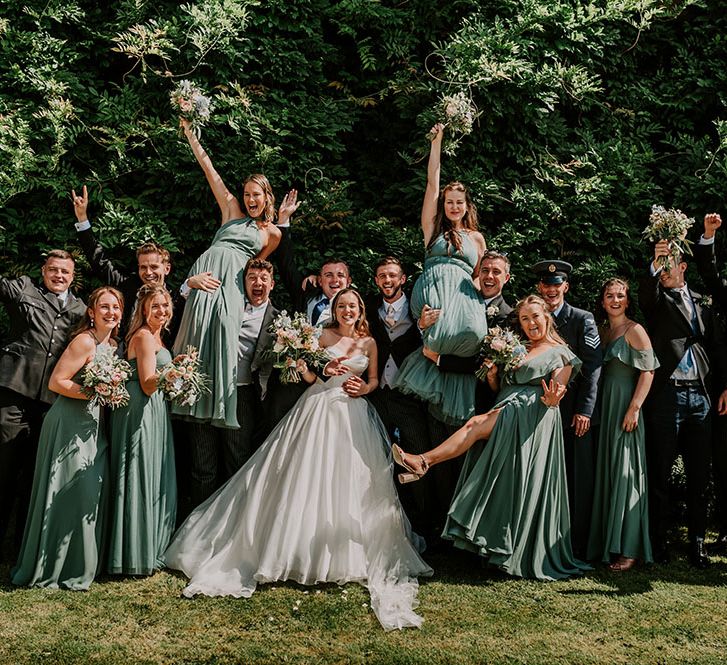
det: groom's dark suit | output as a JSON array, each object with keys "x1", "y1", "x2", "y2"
[
  {"x1": 0, "y1": 275, "x2": 85, "y2": 550},
  {"x1": 188, "y1": 299, "x2": 279, "y2": 508},
  {"x1": 365, "y1": 292, "x2": 437, "y2": 539},
  {"x1": 639, "y1": 270, "x2": 727, "y2": 552}
]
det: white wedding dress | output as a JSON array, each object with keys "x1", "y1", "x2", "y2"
[{"x1": 164, "y1": 342, "x2": 433, "y2": 630}]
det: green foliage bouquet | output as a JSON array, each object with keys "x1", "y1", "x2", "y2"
[
  {"x1": 170, "y1": 80, "x2": 213, "y2": 137},
  {"x1": 430, "y1": 91, "x2": 479, "y2": 155},
  {"x1": 643, "y1": 205, "x2": 695, "y2": 271}
]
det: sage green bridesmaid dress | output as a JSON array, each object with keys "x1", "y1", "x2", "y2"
[
  {"x1": 108, "y1": 348, "x2": 177, "y2": 575},
  {"x1": 587, "y1": 335, "x2": 658, "y2": 564},
  {"x1": 11, "y1": 349, "x2": 110, "y2": 590},
  {"x1": 392, "y1": 231, "x2": 487, "y2": 425},
  {"x1": 444, "y1": 345, "x2": 591, "y2": 581},
  {"x1": 172, "y1": 218, "x2": 262, "y2": 428}
]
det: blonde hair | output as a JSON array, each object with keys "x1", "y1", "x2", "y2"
[
  {"x1": 428, "y1": 181, "x2": 479, "y2": 254},
  {"x1": 125, "y1": 284, "x2": 173, "y2": 344},
  {"x1": 326, "y1": 287, "x2": 370, "y2": 337},
  {"x1": 515, "y1": 294, "x2": 567, "y2": 346},
  {"x1": 74, "y1": 287, "x2": 124, "y2": 340},
  {"x1": 244, "y1": 174, "x2": 276, "y2": 225}
]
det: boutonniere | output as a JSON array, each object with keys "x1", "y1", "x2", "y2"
[
  {"x1": 486, "y1": 304, "x2": 500, "y2": 318},
  {"x1": 699, "y1": 295, "x2": 713, "y2": 308}
]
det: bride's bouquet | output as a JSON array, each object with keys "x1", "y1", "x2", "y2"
[
  {"x1": 157, "y1": 346, "x2": 210, "y2": 407},
  {"x1": 170, "y1": 80, "x2": 213, "y2": 137},
  {"x1": 475, "y1": 326, "x2": 527, "y2": 381},
  {"x1": 81, "y1": 344, "x2": 132, "y2": 409},
  {"x1": 269, "y1": 311, "x2": 329, "y2": 383},
  {"x1": 643, "y1": 205, "x2": 695, "y2": 271}
]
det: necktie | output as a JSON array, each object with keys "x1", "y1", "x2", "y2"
[
  {"x1": 384, "y1": 303, "x2": 396, "y2": 328},
  {"x1": 675, "y1": 288, "x2": 698, "y2": 374},
  {"x1": 311, "y1": 297, "x2": 329, "y2": 325}
]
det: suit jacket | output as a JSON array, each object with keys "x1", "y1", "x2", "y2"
[
  {"x1": 694, "y1": 241, "x2": 727, "y2": 310},
  {"x1": 274, "y1": 226, "x2": 321, "y2": 316},
  {"x1": 437, "y1": 293, "x2": 514, "y2": 413},
  {"x1": 366, "y1": 294, "x2": 422, "y2": 383},
  {"x1": 0, "y1": 276, "x2": 86, "y2": 404},
  {"x1": 77, "y1": 227, "x2": 185, "y2": 342},
  {"x1": 638, "y1": 273, "x2": 727, "y2": 401},
  {"x1": 250, "y1": 301, "x2": 278, "y2": 399},
  {"x1": 554, "y1": 301, "x2": 602, "y2": 422}
]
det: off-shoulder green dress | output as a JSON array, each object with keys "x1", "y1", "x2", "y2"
[
  {"x1": 444, "y1": 345, "x2": 591, "y2": 581},
  {"x1": 587, "y1": 335, "x2": 658, "y2": 564}
]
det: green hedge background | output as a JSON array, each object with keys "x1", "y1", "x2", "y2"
[{"x1": 1, "y1": 0, "x2": 726, "y2": 312}]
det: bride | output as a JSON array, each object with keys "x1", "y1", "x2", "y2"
[{"x1": 164, "y1": 288, "x2": 432, "y2": 630}]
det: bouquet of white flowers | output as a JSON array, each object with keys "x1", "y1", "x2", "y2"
[
  {"x1": 157, "y1": 346, "x2": 210, "y2": 407},
  {"x1": 439, "y1": 91, "x2": 478, "y2": 135},
  {"x1": 81, "y1": 344, "x2": 132, "y2": 409},
  {"x1": 643, "y1": 205, "x2": 695, "y2": 271},
  {"x1": 475, "y1": 326, "x2": 527, "y2": 381},
  {"x1": 170, "y1": 80, "x2": 213, "y2": 137},
  {"x1": 268, "y1": 311, "x2": 329, "y2": 383}
]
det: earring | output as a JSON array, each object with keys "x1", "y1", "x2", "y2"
[{"x1": 90, "y1": 318, "x2": 94, "y2": 328}]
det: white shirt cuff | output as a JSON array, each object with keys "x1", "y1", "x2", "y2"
[
  {"x1": 277, "y1": 221, "x2": 291, "y2": 228},
  {"x1": 75, "y1": 220, "x2": 91, "y2": 231},
  {"x1": 699, "y1": 234, "x2": 715, "y2": 246},
  {"x1": 180, "y1": 280, "x2": 192, "y2": 299},
  {"x1": 649, "y1": 263, "x2": 662, "y2": 277}
]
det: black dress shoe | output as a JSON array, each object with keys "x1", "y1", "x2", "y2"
[{"x1": 689, "y1": 537, "x2": 710, "y2": 569}]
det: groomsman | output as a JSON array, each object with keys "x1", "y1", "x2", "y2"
[
  {"x1": 275, "y1": 224, "x2": 351, "y2": 326},
  {"x1": 187, "y1": 259, "x2": 279, "y2": 507},
  {"x1": 365, "y1": 257, "x2": 435, "y2": 540},
  {"x1": 689, "y1": 214, "x2": 727, "y2": 553},
  {"x1": 71, "y1": 185, "x2": 211, "y2": 339},
  {"x1": 534, "y1": 260, "x2": 602, "y2": 558},
  {"x1": 0, "y1": 251, "x2": 86, "y2": 553},
  {"x1": 424, "y1": 250, "x2": 515, "y2": 414},
  {"x1": 639, "y1": 240, "x2": 727, "y2": 567}
]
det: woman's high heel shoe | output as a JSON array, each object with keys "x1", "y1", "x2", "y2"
[{"x1": 392, "y1": 444, "x2": 429, "y2": 484}]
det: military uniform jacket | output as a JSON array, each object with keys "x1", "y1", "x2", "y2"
[
  {"x1": 0, "y1": 276, "x2": 86, "y2": 404},
  {"x1": 554, "y1": 301, "x2": 602, "y2": 422}
]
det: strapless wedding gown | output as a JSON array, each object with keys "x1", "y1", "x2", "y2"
[{"x1": 164, "y1": 342, "x2": 433, "y2": 630}]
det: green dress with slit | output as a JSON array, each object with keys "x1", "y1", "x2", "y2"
[
  {"x1": 587, "y1": 335, "x2": 658, "y2": 564},
  {"x1": 11, "y1": 350, "x2": 109, "y2": 590},
  {"x1": 108, "y1": 348, "x2": 177, "y2": 575},
  {"x1": 172, "y1": 218, "x2": 262, "y2": 428},
  {"x1": 444, "y1": 345, "x2": 591, "y2": 580}
]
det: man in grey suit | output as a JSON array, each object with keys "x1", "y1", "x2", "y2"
[
  {"x1": 534, "y1": 259, "x2": 602, "y2": 558},
  {"x1": 0, "y1": 250, "x2": 86, "y2": 553},
  {"x1": 187, "y1": 258, "x2": 279, "y2": 508}
]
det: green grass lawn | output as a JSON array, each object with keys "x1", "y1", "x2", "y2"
[{"x1": 1, "y1": 546, "x2": 726, "y2": 665}]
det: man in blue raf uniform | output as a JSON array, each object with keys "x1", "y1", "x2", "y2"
[{"x1": 534, "y1": 260, "x2": 602, "y2": 558}]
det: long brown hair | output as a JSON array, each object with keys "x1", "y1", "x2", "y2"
[
  {"x1": 74, "y1": 286, "x2": 124, "y2": 340},
  {"x1": 427, "y1": 181, "x2": 479, "y2": 254},
  {"x1": 326, "y1": 287, "x2": 370, "y2": 337},
  {"x1": 126, "y1": 285, "x2": 173, "y2": 344},
  {"x1": 244, "y1": 173, "x2": 276, "y2": 225},
  {"x1": 515, "y1": 294, "x2": 567, "y2": 347}
]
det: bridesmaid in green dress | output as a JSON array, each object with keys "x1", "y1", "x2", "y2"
[
  {"x1": 12, "y1": 287, "x2": 124, "y2": 590},
  {"x1": 394, "y1": 295, "x2": 590, "y2": 581},
  {"x1": 392, "y1": 123, "x2": 487, "y2": 426},
  {"x1": 108, "y1": 285, "x2": 177, "y2": 575},
  {"x1": 172, "y1": 118, "x2": 299, "y2": 428},
  {"x1": 587, "y1": 278, "x2": 657, "y2": 570}
]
